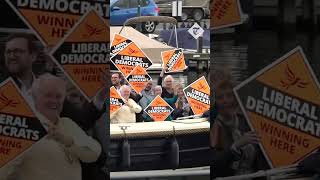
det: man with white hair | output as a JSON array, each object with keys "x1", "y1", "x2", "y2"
[
  {"x1": 0, "y1": 74, "x2": 102, "y2": 180},
  {"x1": 110, "y1": 85, "x2": 142, "y2": 123},
  {"x1": 157, "y1": 67, "x2": 175, "y2": 99}
]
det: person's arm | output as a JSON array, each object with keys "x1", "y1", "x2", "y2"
[
  {"x1": 157, "y1": 67, "x2": 166, "y2": 85},
  {"x1": 127, "y1": 99, "x2": 142, "y2": 113},
  {"x1": 130, "y1": 90, "x2": 142, "y2": 102},
  {"x1": 64, "y1": 118, "x2": 102, "y2": 163},
  {"x1": 0, "y1": 156, "x2": 24, "y2": 180},
  {"x1": 210, "y1": 123, "x2": 240, "y2": 178},
  {"x1": 138, "y1": 96, "x2": 148, "y2": 110},
  {"x1": 50, "y1": 118, "x2": 102, "y2": 163},
  {"x1": 157, "y1": 76, "x2": 163, "y2": 86}
]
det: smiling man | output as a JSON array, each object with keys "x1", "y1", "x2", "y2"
[
  {"x1": 0, "y1": 74, "x2": 102, "y2": 180},
  {"x1": 3, "y1": 33, "x2": 37, "y2": 95}
]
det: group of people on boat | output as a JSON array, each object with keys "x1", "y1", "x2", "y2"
[{"x1": 110, "y1": 67, "x2": 193, "y2": 124}]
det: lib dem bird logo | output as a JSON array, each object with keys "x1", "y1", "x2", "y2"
[
  {"x1": 280, "y1": 63, "x2": 309, "y2": 90},
  {"x1": 0, "y1": 92, "x2": 19, "y2": 111},
  {"x1": 83, "y1": 24, "x2": 104, "y2": 38}
]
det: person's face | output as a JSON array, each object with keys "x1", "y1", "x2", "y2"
[
  {"x1": 215, "y1": 87, "x2": 235, "y2": 116},
  {"x1": 35, "y1": 80, "x2": 65, "y2": 123},
  {"x1": 164, "y1": 77, "x2": 173, "y2": 89},
  {"x1": 67, "y1": 89, "x2": 85, "y2": 109},
  {"x1": 5, "y1": 38, "x2": 35, "y2": 75},
  {"x1": 153, "y1": 87, "x2": 162, "y2": 96},
  {"x1": 121, "y1": 88, "x2": 131, "y2": 100},
  {"x1": 177, "y1": 87, "x2": 184, "y2": 97},
  {"x1": 145, "y1": 81, "x2": 153, "y2": 91},
  {"x1": 111, "y1": 73, "x2": 120, "y2": 86}
]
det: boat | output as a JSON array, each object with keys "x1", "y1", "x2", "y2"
[
  {"x1": 109, "y1": 117, "x2": 211, "y2": 171},
  {"x1": 109, "y1": 16, "x2": 211, "y2": 171}
]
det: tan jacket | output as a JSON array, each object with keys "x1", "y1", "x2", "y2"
[
  {"x1": 0, "y1": 117, "x2": 101, "y2": 180},
  {"x1": 110, "y1": 98, "x2": 142, "y2": 123}
]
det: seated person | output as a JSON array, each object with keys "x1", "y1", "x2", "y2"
[{"x1": 110, "y1": 85, "x2": 142, "y2": 124}]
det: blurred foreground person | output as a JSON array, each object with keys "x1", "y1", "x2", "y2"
[
  {"x1": 0, "y1": 74, "x2": 101, "y2": 180},
  {"x1": 210, "y1": 78, "x2": 268, "y2": 178}
]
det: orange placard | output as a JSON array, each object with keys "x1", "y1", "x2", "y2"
[
  {"x1": 144, "y1": 95, "x2": 173, "y2": 121},
  {"x1": 50, "y1": 9, "x2": 109, "y2": 102},
  {"x1": 211, "y1": 0, "x2": 243, "y2": 30},
  {"x1": 0, "y1": 78, "x2": 47, "y2": 169},
  {"x1": 110, "y1": 34, "x2": 132, "y2": 57},
  {"x1": 234, "y1": 46, "x2": 320, "y2": 168},
  {"x1": 184, "y1": 76, "x2": 210, "y2": 115},
  {"x1": 110, "y1": 86, "x2": 124, "y2": 114},
  {"x1": 5, "y1": 0, "x2": 109, "y2": 48},
  {"x1": 161, "y1": 49, "x2": 187, "y2": 73},
  {"x1": 110, "y1": 41, "x2": 153, "y2": 77},
  {"x1": 126, "y1": 65, "x2": 152, "y2": 94}
]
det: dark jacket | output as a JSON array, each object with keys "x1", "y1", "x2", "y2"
[{"x1": 157, "y1": 76, "x2": 174, "y2": 99}]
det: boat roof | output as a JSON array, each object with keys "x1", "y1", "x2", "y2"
[{"x1": 110, "y1": 26, "x2": 174, "y2": 64}]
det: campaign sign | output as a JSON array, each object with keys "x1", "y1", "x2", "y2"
[
  {"x1": 234, "y1": 46, "x2": 320, "y2": 168},
  {"x1": 184, "y1": 76, "x2": 210, "y2": 115},
  {"x1": 51, "y1": 9, "x2": 109, "y2": 102},
  {"x1": 5, "y1": 0, "x2": 109, "y2": 47},
  {"x1": 110, "y1": 86, "x2": 124, "y2": 114},
  {"x1": 126, "y1": 65, "x2": 152, "y2": 94},
  {"x1": 161, "y1": 49, "x2": 187, "y2": 73},
  {"x1": 110, "y1": 34, "x2": 132, "y2": 57},
  {"x1": 0, "y1": 78, "x2": 47, "y2": 169},
  {"x1": 110, "y1": 40, "x2": 153, "y2": 77},
  {"x1": 144, "y1": 95, "x2": 173, "y2": 121},
  {"x1": 211, "y1": 0, "x2": 243, "y2": 30}
]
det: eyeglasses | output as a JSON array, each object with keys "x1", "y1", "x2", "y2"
[{"x1": 5, "y1": 48, "x2": 27, "y2": 56}]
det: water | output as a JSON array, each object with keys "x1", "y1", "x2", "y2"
[{"x1": 212, "y1": 27, "x2": 320, "y2": 85}]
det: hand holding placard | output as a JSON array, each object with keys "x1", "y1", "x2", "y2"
[{"x1": 47, "y1": 122, "x2": 74, "y2": 147}]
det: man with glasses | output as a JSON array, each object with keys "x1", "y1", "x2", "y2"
[
  {"x1": 3, "y1": 33, "x2": 37, "y2": 97},
  {"x1": 1, "y1": 33, "x2": 108, "y2": 180}
]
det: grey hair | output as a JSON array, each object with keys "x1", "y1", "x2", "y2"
[
  {"x1": 31, "y1": 73, "x2": 66, "y2": 100},
  {"x1": 164, "y1": 75, "x2": 174, "y2": 82},
  {"x1": 153, "y1": 85, "x2": 162, "y2": 93},
  {"x1": 119, "y1": 85, "x2": 131, "y2": 93}
]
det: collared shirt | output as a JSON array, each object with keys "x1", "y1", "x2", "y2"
[
  {"x1": 0, "y1": 116, "x2": 102, "y2": 180},
  {"x1": 16, "y1": 73, "x2": 36, "y2": 95},
  {"x1": 15, "y1": 73, "x2": 36, "y2": 107}
]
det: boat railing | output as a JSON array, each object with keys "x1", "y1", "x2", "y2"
[
  {"x1": 110, "y1": 166, "x2": 210, "y2": 179},
  {"x1": 214, "y1": 165, "x2": 315, "y2": 180}
]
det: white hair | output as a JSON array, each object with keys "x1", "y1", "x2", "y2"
[
  {"x1": 153, "y1": 85, "x2": 162, "y2": 92},
  {"x1": 164, "y1": 75, "x2": 174, "y2": 82},
  {"x1": 31, "y1": 73, "x2": 66, "y2": 100},
  {"x1": 120, "y1": 85, "x2": 131, "y2": 93}
]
